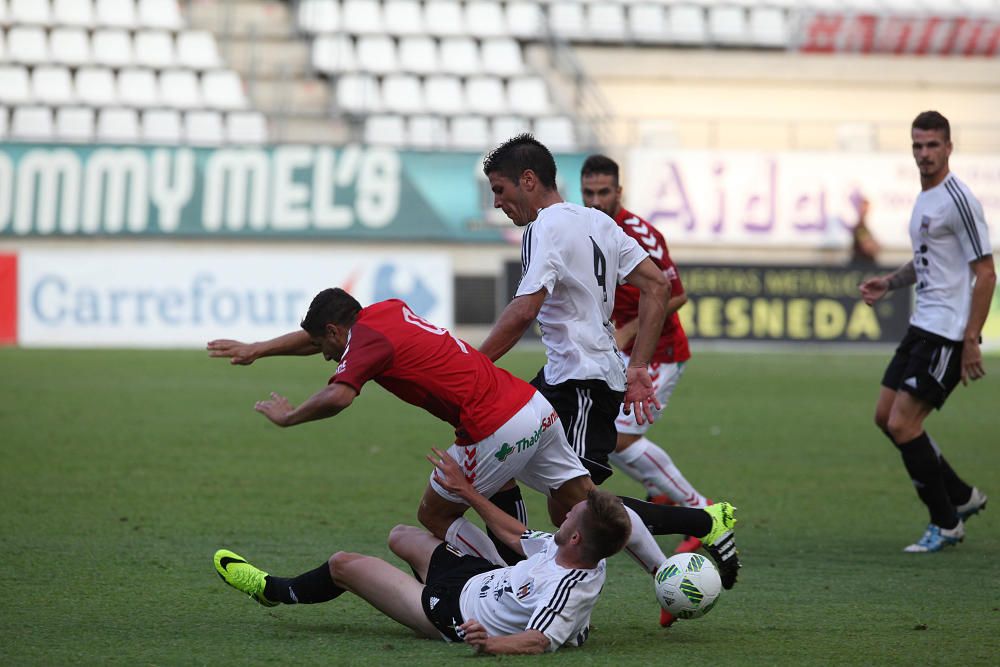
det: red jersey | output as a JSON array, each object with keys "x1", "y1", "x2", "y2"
[
  {"x1": 330, "y1": 299, "x2": 536, "y2": 445},
  {"x1": 611, "y1": 208, "x2": 691, "y2": 364}
]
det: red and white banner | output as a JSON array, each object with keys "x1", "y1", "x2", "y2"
[
  {"x1": 798, "y1": 14, "x2": 1000, "y2": 56},
  {"x1": 0, "y1": 253, "x2": 16, "y2": 345}
]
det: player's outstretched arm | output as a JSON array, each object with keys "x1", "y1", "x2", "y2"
[
  {"x1": 623, "y1": 258, "x2": 669, "y2": 424},
  {"x1": 428, "y1": 448, "x2": 527, "y2": 557},
  {"x1": 960, "y1": 255, "x2": 997, "y2": 385},
  {"x1": 254, "y1": 382, "x2": 358, "y2": 427},
  {"x1": 207, "y1": 330, "x2": 319, "y2": 365},
  {"x1": 460, "y1": 619, "x2": 549, "y2": 655},
  {"x1": 478, "y1": 290, "x2": 547, "y2": 362},
  {"x1": 859, "y1": 261, "x2": 915, "y2": 305}
]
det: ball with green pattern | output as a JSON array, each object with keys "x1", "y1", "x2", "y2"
[{"x1": 653, "y1": 552, "x2": 723, "y2": 619}]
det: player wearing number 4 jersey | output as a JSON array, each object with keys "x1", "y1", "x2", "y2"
[{"x1": 859, "y1": 111, "x2": 995, "y2": 553}]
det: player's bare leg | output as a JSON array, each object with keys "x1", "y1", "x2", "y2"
[
  {"x1": 417, "y1": 483, "x2": 505, "y2": 563},
  {"x1": 387, "y1": 524, "x2": 442, "y2": 583}
]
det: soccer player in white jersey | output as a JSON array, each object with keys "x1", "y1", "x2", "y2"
[
  {"x1": 213, "y1": 449, "x2": 631, "y2": 655},
  {"x1": 860, "y1": 111, "x2": 995, "y2": 553},
  {"x1": 477, "y1": 135, "x2": 740, "y2": 592}
]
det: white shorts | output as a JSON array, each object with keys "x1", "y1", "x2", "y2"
[
  {"x1": 429, "y1": 392, "x2": 590, "y2": 504},
  {"x1": 615, "y1": 358, "x2": 686, "y2": 435}
]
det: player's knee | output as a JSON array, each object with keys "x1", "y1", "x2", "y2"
[
  {"x1": 327, "y1": 551, "x2": 360, "y2": 582},
  {"x1": 873, "y1": 409, "x2": 890, "y2": 432},
  {"x1": 416, "y1": 504, "x2": 448, "y2": 539},
  {"x1": 387, "y1": 524, "x2": 417, "y2": 554},
  {"x1": 615, "y1": 432, "x2": 640, "y2": 452},
  {"x1": 885, "y1": 415, "x2": 917, "y2": 443}
]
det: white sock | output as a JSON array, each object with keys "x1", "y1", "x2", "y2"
[
  {"x1": 610, "y1": 437, "x2": 709, "y2": 509},
  {"x1": 622, "y1": 506, "x2": 668, "y2": 574},
  {"x1": 445, "y1": 517, "x2": 507, "y2": 565}
]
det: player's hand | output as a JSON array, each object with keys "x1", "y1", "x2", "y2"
[
  {"x1": 623, "y1": 366, "x2": 660, "y2": 426},
  {"x1": 458, "y1": 619, "x2": 490, "y2": 653},
  {"x1": 858, "y1": 276, "x2": 889, "y2": 306},
  {"x1": 207, "y1": 339, "x2": 258, "y2": 365},
  {"x1": 960, "y1": 338, "x2": 986, "y2": 385},
  {"x1": 427, "y1": 447, "x2": 473, "y2": 498},
  {"x1": 254, "y1": 392, "x2": 294, "y2": 426}
]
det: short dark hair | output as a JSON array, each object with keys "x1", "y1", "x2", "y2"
[
  {"x1": 578, "y1": 489, "x2": 631, "y2": 563},
  {"x1": 300, "y1": 288, "x2": 362, "y2": 337},
  {"x1": 482, "y1": 134, "x2": 557, "y2": 189},
  {"x1": 912, "y1": 111, "x2": 950, "y2": 142},
  {"x1": 580, "y1": 154, "x2": 620, "y2": 184}
]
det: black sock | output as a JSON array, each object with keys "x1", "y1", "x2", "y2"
[
  {"x1": 620, "y1": 495, "x2": 712, "y2": 537},
  {"x1": 487, "y1": 485, "x2": 527, "y2": 564},
  {"x1": 263, "y1": 562, "x2": 345, "y2": 604},
  {"x1": 896, "y1": 432, "x2": 958, "y2": 528}
]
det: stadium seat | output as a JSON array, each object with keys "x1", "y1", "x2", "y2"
[
  {"x1": 31, "y1": 65, "x2": 75, "y2": 105},
  {"x1": 424, "y1": 0, "x2": 464, "y2": 37},
  {"x1": 481, "y1": 38, "x2": 524, "y2": 76},
  {"x1": 666, "y1": 5, "x2": 708, "y2": 45},
  {"x1": 312, "y1": 34, "x2": 357, "y2": 74},
  {"x1": 424, "y1": 75, "x2": 465, "y2": 114},
  {"x1": 0, "y1": 106, "x2": 8, "y2": 140},
  {"x1": 465, "y1": 1, "x2": 507, "y2": 38},
  {"x1": 364, "y1": 114, "x2": 407, "y2": 146},
  {"x1": 507, "y1": 77, "x2": 552, "y2": 116},
  {"x1": 587, "y1": 4, "x2": 627, "y2": 43},
  {"x1": 749, "y1": 6, "x2": 788, "y2": 48},
  {"x1": 505, "y1": 2, "x2": 544, "y2": 39},
  {"x1": 11, "y1": 106, "x2": 54, "y2": 140},
  {"x1": 118, "y1": 67, "x2": 160, "y2": 107},
  {"x1": 356, "y1": 35, "x2": 399, "y2": 74},
  {"x1": 335, "y1": 73, "x2": 382, "y2": 113},
  {"x1": 50, "y1": 28, "x2": 92, "y2": 67},
  {"x1": 548, "y1": 2, "x2": 586, "y2": 41},
  {"x1": 184, "y1": 109, "x2": 224, "y2": 145},
  {"x1": 383, "y1": 0, "x2": 424, "y2": 36},
  {"x1": 92, "y1": 29, "x2": 134, "y2": 68},
  {"x1": 95, "y1": 0, "x2": 137, "y2": 29},
  {"x1": 55, "y1": 106, "x2": 95, "y2": 141},
  {"x1": 709, "y1": 5, "x2": 748, "y2": 46},
  {"x1": 492, "y1": 115, "x2": 529, "y2": 144},
  {"x1": 449, "y1": 115, "x2": 490, "y2": 150},
  {"x1": 342, "y1": 0, "x2": 384, "y2": 35},
  {"x1": 465, "y1": 75, "x2": 506, "y2": 115},
  {"x1": 75, "y1": 67, "x2": 117, "y2": 106},
  {"x1": 297, "y1": 0, "x2": 340, "y2": 33},
  {"x1": 142, "y1": 107, "x2": 181, "y2": 143},
  {"x1": 439, "y1": 38, "x2": 481, "y2": 76},
  {"x1": 201, "y1": 69, "x2": 248, "y2": 110},
  {"x1": 398, "y1": 36, "x2": 438, "y2": 75},
  {"x1": 8, "y1": 27, "x2": 49, "y2": 65},
  {"x1": 176, "y1": 31, "x2": 221, "y2": 70},
  {"x1": 0, "y1": 30, "x2": 5, "y2": 63},
  {"x1": 159, "y1": 69, "x2": 201, "y2": 108},
  {"x1": 137, "y1": 0, "x2": 182, "y2": 30},
  {"x1": 134, "y1": 31, "x2": 176, "y2": 69},
  {"x1": 382, "y1": 73, "x2": 425, "y2": 113},
  {"x1": 53, "y1": 0, "x2": 95, "y2": 27},
  {"x1": 225, "y1": 110, "x2": 268, "y2": 144},
  {"x1": 0, "y1": 66, "x2": 31, "y2": 105},
  {"x1": 629, "y1": 4, "x2": 668, "y2": 44},
  {"x1": 407, "y1": 114, "x2": 448, "y2": 148},
  {"x1": 10, "y1": 0, "x2": 51, "y2": 26},
  {"x1": 534, "y1": 115, "x2": 575, "y2": 151}
]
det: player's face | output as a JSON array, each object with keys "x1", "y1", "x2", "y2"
[
  {"x1": 581, "y1": 173, "x2": 622, "y2": 219},
  {"x1": 488, "y1": 171, "x2": 535, "y2": 227},
  {"x1": 911, "y1": 128, "x2": 952, "y2": 182},
  {"x1": 312, "y1": 326, "x2": 348, "y2": 362},
  {"x1": 554, "y1": 499, "x2": 587, "y2": 547}
]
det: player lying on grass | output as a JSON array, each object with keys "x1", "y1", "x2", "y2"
[
  {"x1": 215, "y1": 452, "x2": 631, "y2": 655},
  {"x1": 207, "y1": 288, "x2": 740, "y2": 591}
]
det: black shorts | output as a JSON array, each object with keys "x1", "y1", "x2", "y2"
[
  {"x1": 530, "y1": 368, "x2": 623, "y2": 485},
  {"x1": 882, "y1": 326, "x2": 964, "y2": 410},
  {"x1": 420, "y1": 542, "x2": 500, "y2": 642}
]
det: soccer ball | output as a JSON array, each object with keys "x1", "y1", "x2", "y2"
[{"x1": 654, "y1": 552, "x2": 722, "y2": 619}]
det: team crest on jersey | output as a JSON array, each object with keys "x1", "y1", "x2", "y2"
[
  {"x1": 920, "y1": 215, "x2": 931, "y2": 236},
  {"x1": 517, "y1": 579, "x2": 535, "y2": 600}
]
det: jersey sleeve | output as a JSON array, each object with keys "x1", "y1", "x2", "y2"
[
  {"x1": 949, "y1": 184, "x2": 993, "y2": 262},
  {"x1": 518, "y1": 530, "x2": 554, "y2": 558},
  {"x1": 615, "y1": 225, "x2": 649, "y2": 285},
  {"x1": 515, "y1": 223, "x2": 560, "y2": 297},
  {"x1": 526, "y1": 568, "x2": 604, "y2": 652},
  {"x1": 328, "y1": 324, "x2": 395, "y2": 394}
]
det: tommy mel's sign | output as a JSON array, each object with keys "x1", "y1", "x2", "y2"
[{"x1": 677, "y1": 265, "x2": 911, "y2": 343}]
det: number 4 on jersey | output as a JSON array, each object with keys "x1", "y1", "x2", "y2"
[{"x1": 590, "y1": 236, "x2": 607, "y2": 302}]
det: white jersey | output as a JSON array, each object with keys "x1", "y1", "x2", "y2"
[
  {"x1": 516, "y1": 202, "x2": 648, "y2": 390},
  {"x1": 459, "y1": 531, "x2": 605, "y2": 652},
  {"x1": 909, "y1": 173, "x2": 992, "y2": 341}
]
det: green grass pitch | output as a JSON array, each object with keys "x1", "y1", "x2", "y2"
[{"x1": 1, "y1": 347, "x2": 998, "y2": 665}]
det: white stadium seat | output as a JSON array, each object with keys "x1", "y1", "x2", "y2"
[
  {"x1": 55, "y1": 106, "x2": 95, "y2": 142},
  {"x1": 398, "y1": 36, "x2": 438, "y2": 75},
  {"x1": 449, "y1": 115, "x2": 490, "y2": 150},
  {"x1": 465, "y1": 1, "x2": 507, "y2": 38},
  {"x1": 356, "y1": 35, "x2": 399, "y2": 74},
  {"x1": 159, "y1": 69, "x2": 201, "y2": 108},
  {"x1": 667, "y1": 5, "x2": 708, "y2": 45},
  {"x1": 11, "y1": 106, "x2": 54, "y2": 140},
  {"x1": 548, "y1": 2, "x2": 586, "y2": 41},
  {"x1": 534, "y1": 115, "x2": 576, "y2": 151},
  {"x1": 709, "y1": 5, "x2": 748, "y2": 45},
  {"x1": 505, "y1": 2, "x2": 544, "y2": 39},
  {"x1": 630, "y1": 4, "x2": 668, "y2": 44},
  {"x1": 588, "y1": 4, "x2": 627, "y2": 43},
  {"x1": 118, "y1": 67, "x2": 160, "y2": 107},
  {"x1": 407, "y1": 114, "x2": 447, "y2": 148},
  {"x1": 95, "y1": 0, "x2": 137, "y2": 29},
  {"x1": 0, "y1": 106, "x2": 8, "y2": 140},
  {"x1": 492, "y1": 115, "x2": 529, "y2": 144},
  {"x1": 8, "y1": 27, "x2": 49, "y2": 65},
  {"x1": 50, "y1": 28, "x2": 92, "y2": 67},
  {"x1": 142, "y1": 108, "x2": 182, "y2": 143},
  {"x1": 10, "y1": 0, "x2": 52, "y2": 26},
  {"x1": 424, "y1": 0, "x2": 464, "y2": 37},
  {"x1": 92, "y1": 29, "x2": 134, "y2": 68},
  {"x1": 465, "y1": 75, "x2": 506, "y2": 115},
  {"x1": 382, "y1": 73, "x2": 424, "y2": 114},
  {"x1": 137, "y1": 0, "x2": 182, "y2": 30},
  {"x1": 0, "y1": 66, "x2": 31, "y2": 105},
  {"x1": 312, "y1": 35, "x2": 357, "y2": 73},
  {"x1": 134, "y1": 31, "x2": 176, "y2": 69},
  {"x1": 342, "y1": 0, "x2": 384, "y2": 34},
  {"x1": 439, "y1": 37, "x2": 481, "y2": 76},
  {"x1": 176, "y1": 31, "x2": 221, "y2": 70},
  {"x1": 201, "y1": 69, "x2": 248, "y2": 110},
  {"x1": 32, "y1": 65, "x2": 75, "y2": 105},
  {"x1": 0, "y1": 30, "x2": 5, "y2": 63},
  {"x1": 75, "y1": 67, "x2": 118, "y2": 106},
  {"x1": 184, "y1": 109, "x2": 224, "y2": 146},
  {"x1": 53, "y1": 0, "x2": 95, "y2": 27},
  {"x1": 424, "y1": 75, "x2": 465, "y2": 114},
  {"x1": 297, "y1": 0, "x2": 340, "y2": 33},
  {"x1": 481, "y1": 38, "x2": 524, "y2": 76},
  {"x1": 364, "y1": 114, "x2": 407, "y2": 146},
  {"x1": 225, "y1": 111, "x2": 268, "y2": 144},
  {"x1": 507, "y1": 77, "x2": 551, "y2": 116},
  {"x1": 336, "y1": 73, "x2": 381, "y2": 113},
  {"x1": 384, "y1": 0, "x2": 424, "y2": 36},
  {"x1": 750, "y1": 7, "x2": 789, "y2": 48}
]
